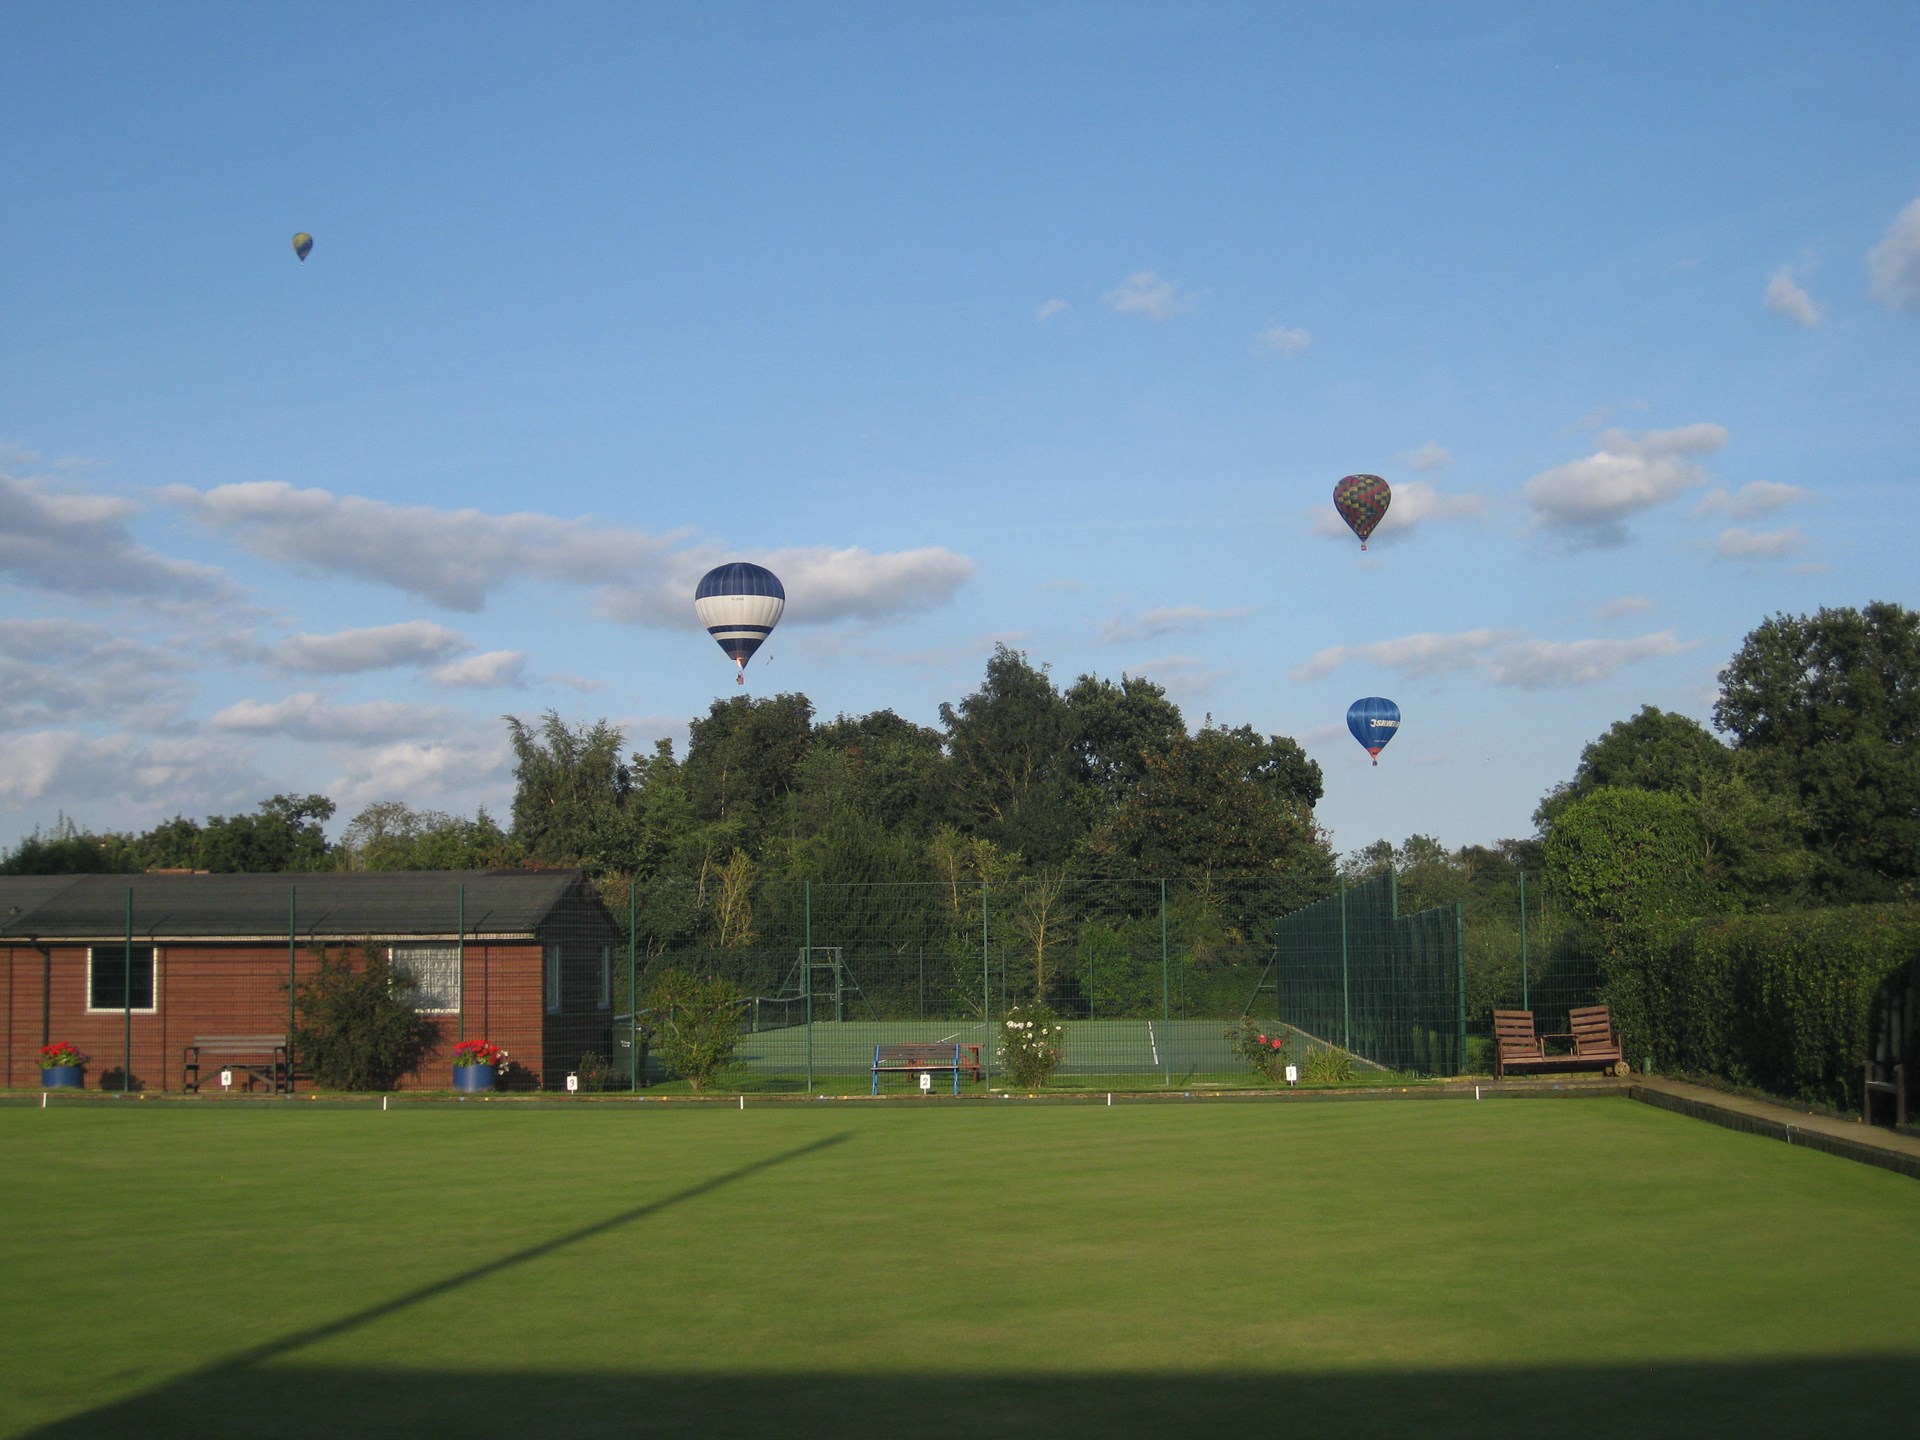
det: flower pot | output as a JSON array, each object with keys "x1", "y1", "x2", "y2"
[
  {"x1": 452, "y1": 1063, "x2": 496, "y2": 1093},
  {"x1": 41, "y1": 1066, "x2": 83, "y2": 1089}
]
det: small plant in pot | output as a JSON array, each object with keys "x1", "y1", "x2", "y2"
[
  {"x1": 451, "y1": 1039, "x2": 508, "y2": 1092},
  {"x1": 40, "y1": 1042, "x2": 90, "y2": 1088}
]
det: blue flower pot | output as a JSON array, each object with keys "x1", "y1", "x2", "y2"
[
  {"x1": 41, "y1": 1066, "x2": 83, "y2": 1089},
  {"x1": 452, "y1": 1064, "x2": 496, "y2": 1093}
]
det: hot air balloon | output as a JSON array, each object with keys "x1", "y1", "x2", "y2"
[
  {"x1": 1333, "y1": 473, "x2": 1390, "y2": 550},
  {"x1": 1347, "y1": 697, "x2": 1400, "y2": 766},
  {"x1": 695, "y1": 562, "x2": 784, "y2": 684},
  {"x1": 292, "y1": 233, "x2": 313, "y2": 262}
]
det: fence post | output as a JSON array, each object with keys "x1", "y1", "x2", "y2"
[
  {"x1": 628, "y1": 888, "x2": 638, "y2": 1091},
  {"x1": 1339, "y1": 877, "x2": 1351, "y2": 1052},
  {"x1": 287, "y1": 887, "x2": 297, "y2": 1096},
  {"x1": 804, "y1": 880, "x2": 814, "y2": 1096},
  {"x1": 457, "y1": 883, "x2": 466, "y2": 1044},
  {"x1": 1455, "y1": 903, "x2": 1468, "y2": 1076},
  {"x1": 1518, "y1": 871, "x2": 1529, "y2": 1012},
  {"x1": 1159, "y1": 879, "x2": 1172, "y2": 1085},
  {"x1": 123, "y1": 887, "x2": 133, "y2": 1092},
  {"x1": 981, "y1": 881, "x2": 991, "y2": 1090}
]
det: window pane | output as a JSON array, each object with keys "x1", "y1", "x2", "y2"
[
  {"x1": 90, "y1": 946, "x2": 154, "y2": 1010},
  {"x1": 390, "y1": 944, "x2": 461, "y2": 1013},
  {"x1": 546, "y1": 943, "x2": 562, "y2": 1012}
]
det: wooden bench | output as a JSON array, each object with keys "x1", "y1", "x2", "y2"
[
  {"x1": 1569, "y1": 1005, "x2": 1626, "y2": 1074},
  {"x1": 1493, "y1": 1007, "x2": 1628, "y2": 1079},
  {"x1": 871, "y1": 1042, "x2": 983, "y2": 1095},
  {"x1": 1493, "y1": 1010, "x2": 1556, "y2": 1078},
  {"x1": 183, "y1": 1035, "x2": 290, "y2": 1094},
  {"x1": 1864, "y1": 1061, "x2": 1908, "y2": 1128}
]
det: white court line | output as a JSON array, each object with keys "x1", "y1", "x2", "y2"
[{"x1": 1147, "y1": 1020, "x2": 1160, "y2": 1065}]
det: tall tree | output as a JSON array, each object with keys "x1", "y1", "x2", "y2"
[
  {"x1": 940, "y1": 645, "x2": 1087, "y2": 863},
  {"x1": 505, "y1": 712, "x2": 637, "y2": 872},
  {"x1": 1713, "y1": 603, "x2": 1920, "y2": 897},
  {"x1": 1533, "y1": 706, "x2": 1732, "y2": 832},
  {"x1": 681, "y1": 692, "x2": 816, "y2": 849}
]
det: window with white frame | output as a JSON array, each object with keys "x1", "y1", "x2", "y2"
[
  {"x1": 598, "y1": 944, "x2": 612, "y2": 1010},
  {"x1": 389, "y1": 944, "x2": 461, "y2": 1014},
  {"x1": 545, "y1": 943, "x2": 563, "y2": 1013},
  {"x1": 88, "y1": 945, "x2": 156, "y2": 1012}
]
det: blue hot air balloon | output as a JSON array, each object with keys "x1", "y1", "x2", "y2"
[
  {"x1": 694, "y1": 562, "x2": 785, "y2": 684},
  {"x1": 1346, "y1": 697, "x2": 1401, "y2": 765}
]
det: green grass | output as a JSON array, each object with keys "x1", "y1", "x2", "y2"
[{"x1": 3, "y1": 1097, "x2": 1917, "y2": 1438}]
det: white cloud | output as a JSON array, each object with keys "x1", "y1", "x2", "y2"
[
  {"x1": 1486, "y1": 632, "x2": 1693, "y2": 689},
  {"x1": 1036, "y1": 299, "x2": 1069, "y2": 321},
  {"x1": 1763, "y1": 265, "x2": 1822, "y2": 327},
  {"x1": 328, "y1": 738, "x2": 512, "y2": 814},
  {"x1": 1398, "y1": 442, "x2": 1451, "y2": 472},
  {"x1": 0, "y1": 620, "x2": 189, "y2": 732},
  {"x1": 1867, "y1": 198, "x2": 1920, "y2": 312},
  {"x1": 0, "y1": 470, "x2": 226, "y2": 600},
  {"x1": 1594, "y1": 595, "x2": 1656, "y2": 622},
  {"x1": 1524, "y1": 423, "x2": 1728, "y2": 542},
  {"x1": 1312, "y1": 480, "x2": 1487, "y2": 545},
  {"x1": 0, "y1": 730, "x2": 252, "y2": 812},
  {"x1": 1715, "y1": 526, "x2": 1807, "y2": 561},
  {"x1": 1693, "y1": 481, "x2": 1808, "y2": 520},
  {"x1": 430, "y1": 651, "x2": 528, "y2": 688},
  {"x1": 274, "y1": 621, "x2": 469, "y2": 674},
  {"x1": 1101, "y1": 605, "x2": 1251, "y2": 644},
  {"x1": 161, "y1": 482, "x2": 974, "y2": 626},
  {"x1": 210, "y1": 693, "x2": 446, "y2": 741},
  {"x1": 162, "y1": 481, "x2": 671, "y2": 612},
  {"x1": 1253, "y1": 325, "x2": 1311, "y2": 355},
  {"x1": 1293, "y1": 629, "x2": 1512, "y2": 681},
  {"x1": 1103, "y1": 271, "x2": 1195, "y2": 320},
  {"x1": 1294, "y1": 627, "x2": 1691, "y2": 689}
]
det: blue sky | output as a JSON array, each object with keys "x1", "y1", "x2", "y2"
[{"x1": 3, "y1": 1, "x2": 1917, "y2": 858}]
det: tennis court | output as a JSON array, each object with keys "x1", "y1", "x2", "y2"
[{"x1": 731, "y1": 1016, "x2": 1348, "y2": 1086}]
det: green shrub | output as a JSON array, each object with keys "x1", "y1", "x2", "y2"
[
  {"x1": 292, "y1": 945, "x2": 437, "y2": 1090},
  {"x1": 998, "y1": 1001, "x2": 1067, "y2": 1087},
  {"x1": 643, "y1": 971, "x2": 745, "y2": 1091},
  {"x1": 1224, "y1": 1016, "x2": 1291, "y2": 1081},
  {"x1": 1303, "y1": 1045, "x2": 1355, "y2": 1085}
]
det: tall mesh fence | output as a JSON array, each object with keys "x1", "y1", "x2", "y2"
[{"x1": 1, "y1": 870, "x2": 1603, "y2": 1092}]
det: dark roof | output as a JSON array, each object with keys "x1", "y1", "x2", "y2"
[{"x1": 0, "y1": 870, "x2": 608, "y2": 943}]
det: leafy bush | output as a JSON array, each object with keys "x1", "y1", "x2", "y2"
[
  {"x1": 575, "y1": 1050, "x2": 614, "y2": 1092},
  {"x1": 644, "y1": 971, "x2": 745, "y2": 1090},
  {"x1": 999, "y1": 1001, "x2": 1066, "y2": 1087},
  {"x1": 1224, "y1": 1017, "x2": 1291, "y2": 1081},
  {"x1": 1303, "y1": 1045, "x2": 1355, "y2": 1085},
  {"x1": 292, "y1": 945, "x2": 437, "y2": 1090}
]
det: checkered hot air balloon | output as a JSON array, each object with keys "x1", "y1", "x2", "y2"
[
  {"x1": 1333, "y1": 473, "x2": 1391, "y2": 550},
  {"x1": 695, "y1": 562, "x2": 785, "y2": 684}
]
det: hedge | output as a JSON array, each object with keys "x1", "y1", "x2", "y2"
[{"x1": 1613, "y1": 905, "x2": 1919, "y2": 1107}]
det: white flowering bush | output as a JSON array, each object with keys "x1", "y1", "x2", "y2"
[{"x1": 999, "y1": 1002, "x2": 1067, "y2": 1088}]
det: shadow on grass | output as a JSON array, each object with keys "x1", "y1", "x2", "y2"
[{"x1": 22, "y1": 1355, "x2": 1920, "y2": 1438}]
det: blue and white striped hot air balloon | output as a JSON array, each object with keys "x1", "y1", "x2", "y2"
[{"x1": 695, "y1": 562, "x2": 785, "y2": 684}]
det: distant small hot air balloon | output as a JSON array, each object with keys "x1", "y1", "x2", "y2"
[
  {"x1": 292, "y1": 232, "x2": 313, "y2": 262},
  {"x1": 1347, "y1": 697, "x2": 1401, "y2": 766},
  {"x1": 695, "y1": 562, "x2": 785, "y2": 684},
  {"x1": 1333, "y1": 473, "x2": 1390, "y2": 550}
]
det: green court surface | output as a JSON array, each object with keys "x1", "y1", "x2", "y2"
[
  {"x1": 735, "y1": 1016, "x2": 1330, "y2": 1085},
  {"x1": 3, "y1": 1097, "x2": 1917, "y2": 1438}
]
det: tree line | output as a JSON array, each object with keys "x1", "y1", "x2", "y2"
[{"x1": 8, "y1": 606, "x2": 1916, "y2": 931}]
